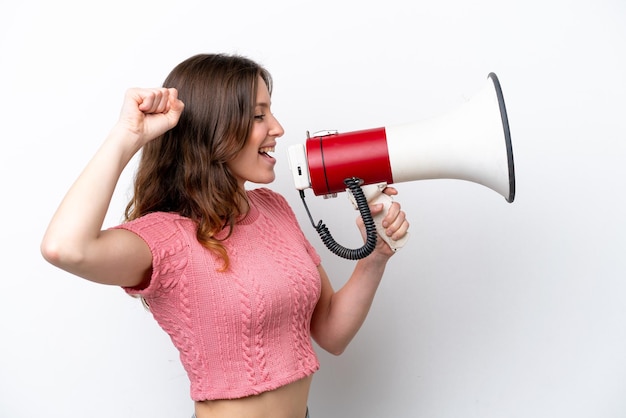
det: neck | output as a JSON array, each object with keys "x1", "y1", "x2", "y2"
[{"x1": 236, "y1": 189, "x2": 250, "y2": 216}]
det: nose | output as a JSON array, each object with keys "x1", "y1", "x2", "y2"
[{"x1": 270, "y1": 114, "x2": 285, "y2": 138}]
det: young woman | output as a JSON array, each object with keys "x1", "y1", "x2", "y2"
[{"x1": 41, "y1": 53, "x2": 409, "y2": 418}]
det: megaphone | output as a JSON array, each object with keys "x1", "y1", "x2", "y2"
[{"x1": 288, "y1": 72, "x2": 515, "y2": 260}]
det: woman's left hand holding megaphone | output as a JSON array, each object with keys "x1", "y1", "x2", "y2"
[{"x1": 351, "y1": 182, "x2": 410, "y2": 257}]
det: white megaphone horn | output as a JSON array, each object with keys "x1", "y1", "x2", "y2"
[{"x1": 288, "y1": 72, "x2": 515, "y2": 260}]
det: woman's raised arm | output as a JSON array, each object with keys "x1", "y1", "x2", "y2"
[{"x1": 40, "y1": 88, "x2": 184, "y2": 286}]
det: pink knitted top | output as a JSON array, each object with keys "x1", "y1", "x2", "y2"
[{"x1": 113, "y1": 188, "x2": 322, "y2": 401}]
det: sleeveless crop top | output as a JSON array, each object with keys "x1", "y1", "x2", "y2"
[{"x1": 112, "y1": 188, "x2": 322, "y2": 401}]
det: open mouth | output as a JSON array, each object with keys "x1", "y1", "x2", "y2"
[{"x1": 259, "y1": 146, "x2": 275, "y2": 158}]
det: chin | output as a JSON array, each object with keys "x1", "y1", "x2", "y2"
[{"x1": 250, "y1": 175, "x2": 276, "y2": 185}]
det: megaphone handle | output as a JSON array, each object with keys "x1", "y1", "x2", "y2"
[{"x1": 349, "y1": 183, "x2": 410, "y2": 252}]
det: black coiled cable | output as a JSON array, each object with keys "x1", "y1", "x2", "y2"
[{"x1": 299, "y1": 177, "x2": 378, "y2": 260}]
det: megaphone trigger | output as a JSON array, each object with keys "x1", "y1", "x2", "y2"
[{"x1": 346, "y1": 182, "x2": 410, "y2": 252}]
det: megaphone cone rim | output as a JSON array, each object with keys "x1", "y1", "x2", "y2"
[{"x1": 489, "y1": 72, "x2": 516, "y2": 203}]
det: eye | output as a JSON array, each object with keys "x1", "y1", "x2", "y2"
[{"x1": 254, "y1": 114, "x2": 266, "y2": 121}]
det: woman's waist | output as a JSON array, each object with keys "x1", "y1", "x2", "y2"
[{"x1": 194, "y1": 375, "x2": 312, "y2": 418}]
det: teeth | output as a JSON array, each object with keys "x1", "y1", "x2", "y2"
[{"x1": 259, "y1": 147, "x2": 275, "y2": 154}]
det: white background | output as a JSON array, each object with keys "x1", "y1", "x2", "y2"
[{"x1": 1, "y1": 0, "x2": 625, "y2": 417}]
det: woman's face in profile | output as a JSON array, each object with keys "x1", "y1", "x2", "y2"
[{"x1": 227, "y1": 77, "x2": 284, "y2": 188}]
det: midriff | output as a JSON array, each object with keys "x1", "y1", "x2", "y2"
[{"x1": 194, "y1": 375, "x2": 312, "y2": 418}]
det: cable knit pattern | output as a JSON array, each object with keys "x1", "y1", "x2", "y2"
[{"x1": 112, "y1": 188, "x2": 321, "y2": 401}]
